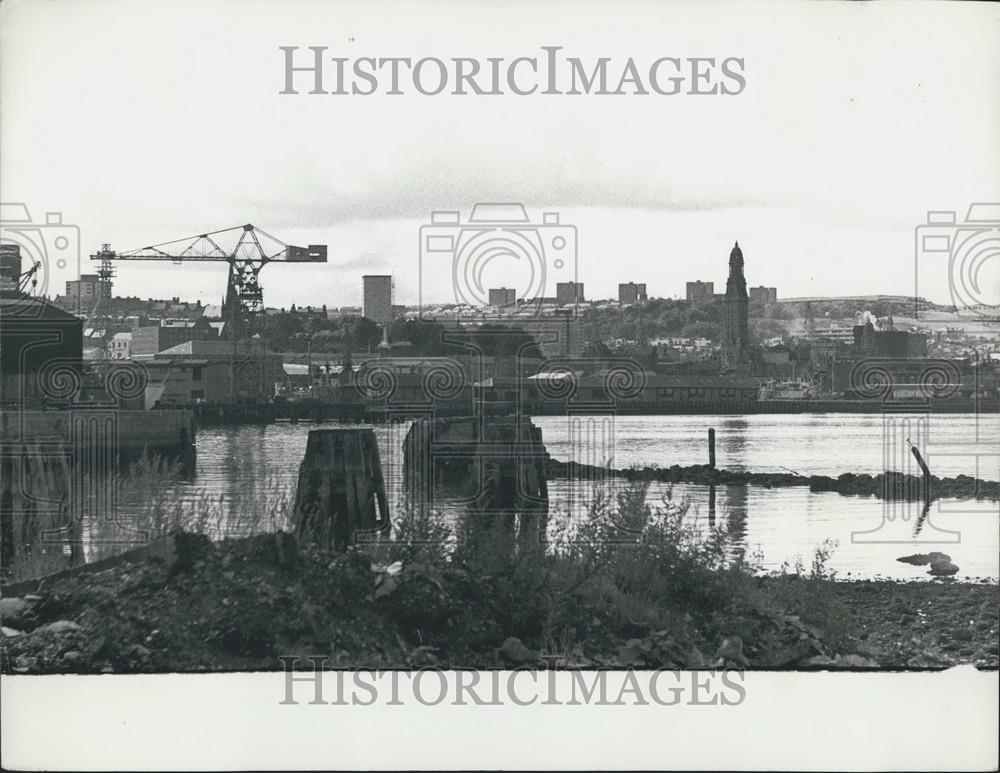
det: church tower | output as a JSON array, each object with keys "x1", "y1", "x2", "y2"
[{"x1": 721, "y1": 241, "x2": 750, "y2": 373}]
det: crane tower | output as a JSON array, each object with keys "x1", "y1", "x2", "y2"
[{"x1": 91, "y1": 224, "x2": 327, "y2": 399}]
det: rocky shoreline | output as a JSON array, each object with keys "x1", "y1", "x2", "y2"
[
  {"x1": 545, "y1": 457, "x2": 1000, "y2": 501},
  {"x1": 1, "y1": 532, "x2": 996, "y2": 674}
]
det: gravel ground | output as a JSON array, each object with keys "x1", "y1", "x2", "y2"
[{"x1": 1, "y1": 532, "x2": 996, "y2": 673}]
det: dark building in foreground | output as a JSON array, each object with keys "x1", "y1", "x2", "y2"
[
  {"x1": 721, "y1": 242, "x2": 750, "y2": 373},
  {"x1": 0, "y1": 295, "x2": 83, "y2": 404}
]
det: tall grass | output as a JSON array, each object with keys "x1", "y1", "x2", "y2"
[
  {"x1": 5, "y1": 456, "x2": 845, "y2": 657},
  {"x1": 2, "y1": 453, "x2": 294, "y2": 583}
]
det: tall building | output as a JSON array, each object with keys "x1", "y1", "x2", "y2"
[
  {"x1": 555, "y1": 281, "x2": 584, "y2": 305},
  {"x1": 721, "y1": 242, "x2": 750, "y2": 373},
  {"x1": 363, "y1": 275, "x2": 393, "y2": 325},
  {"x1": 488, "y1": 287, "x2": 516, "y2": 307},
  {"x1": 685, "y1": 280, "x2": 715, "y2": 304},
  {"x1": 618, "y1": 282, "x2": 647, "y2": 305},
  {"x1": 748, "y1": 285, "x2": 777, "y2": 305},
  {"x1": 64, "y1": 274, "x2": 108, "y2": 312}
]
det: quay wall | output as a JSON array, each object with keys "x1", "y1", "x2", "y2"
[
  {"x1": 191, "y1": 397, "x2": 999, "y2": 426},
  {"x1": 1, "y1": 409, "x2": 195, "y2": 455}
]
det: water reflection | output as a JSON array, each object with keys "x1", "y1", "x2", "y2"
[
  {"x1": 11, "y1": 418, "x2": 996, "y2": 583},
  {"x1": 722, "y1": 484, "x2": 749, "y2": 547}
]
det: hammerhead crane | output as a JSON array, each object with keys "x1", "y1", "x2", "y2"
[{"x1": 91, "y1": 224, "x2": 327, "y2": 399}]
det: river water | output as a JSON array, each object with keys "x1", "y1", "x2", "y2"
[{"x1": 146, "y1": 413, "x2": 999, "y2": 582}]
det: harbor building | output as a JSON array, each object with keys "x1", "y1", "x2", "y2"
[
  {"x1": 852, "y1": 321, "x2": 928, "y2": 358},
  {"x1": 0, "y1": 295, "x2": 83, "y2": 404},
  {"x1": 130, "y1": 318, "x2": 220, "y2": 358}
]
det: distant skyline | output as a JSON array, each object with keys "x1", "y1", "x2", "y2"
[{"x1": 2, "y1": 1, "x2": 998, "y2": 308}]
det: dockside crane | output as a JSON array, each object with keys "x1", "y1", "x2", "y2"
[{"x1": 91, "y1": 224, "x2": 327, "y2": 400}]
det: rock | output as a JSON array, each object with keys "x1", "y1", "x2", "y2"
[
  {"x1": 928, "y1": 559, "x2": 959, "y2": 577},
  {"x1": 714, "y1": 636, "x2": 750, "y2": 666},
  {"x1": 897, "y1": 552, "x2": 950, "y2": 566},
  {"x1": 127, "y1": 644, "x2": 152, "y2": 659},
  {"x1": 35, "y1": 620, "x2": 81, "y2": 634},
  {"x1": 688, "y1": 645, "x2": 707, "y2": 668},
  {"x1": 148, "y1": 531, "x2": 214, "y2": 576},
  {"x1": 832, "y1": 653, "x2": 879, "y2": 668},
  {"x1": 499, "y1": 636, "x2": 536, "y2": 665},
  {"x1": 621, "y1": 619, "x2": 652, "y2": 638},
  {"x1": 63, "y1": 651, "x2": 81, "y2": 663},
  {"x1": 1, "y1": 626, "x2": 24, "y2": 638},
  {"x1": 769, "y1": 641, "x2": 817, "y2": 667},
  {"x1": 0, "y1": 597, "x2": 29, "y2": 623},
  {"x1": 273, "y1": 531, "x2": 300, "y2": 572}
]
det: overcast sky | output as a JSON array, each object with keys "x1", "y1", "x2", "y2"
[{"x1": 2, "y1": 0, "x2": 998, "y2": 309}]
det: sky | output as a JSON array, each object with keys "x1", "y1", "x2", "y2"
[{"x1": 1, "y1": 0, "x2": 999, "y2": 309}]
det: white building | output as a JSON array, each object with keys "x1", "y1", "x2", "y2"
[{"x1": 110, "y1": 331, "x2": 132, "y2": 359}]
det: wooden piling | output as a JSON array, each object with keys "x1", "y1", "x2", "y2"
[
  {"x1": 708, "y1": 427, "x2": 716, "y2": 470},
  {"x1": 402, "y1": 415, "x2": 549, "y2": 545},
  {"x1": 909, "y1": 444, "x2": 932, "y2": 499},
  {"x1": 291, "y1": 428, "x2": 389, "y2": 550}
]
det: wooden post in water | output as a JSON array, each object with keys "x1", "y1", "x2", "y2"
[
  {"x1": 292, "y1": 428, "x2": 389, "y2": 550},
  {"x1": 909, "y1": 444, "x2": 932, "y2": 501},
  {"x1": 708, "y1": 428, "x2": 716, "y2": 470}
]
